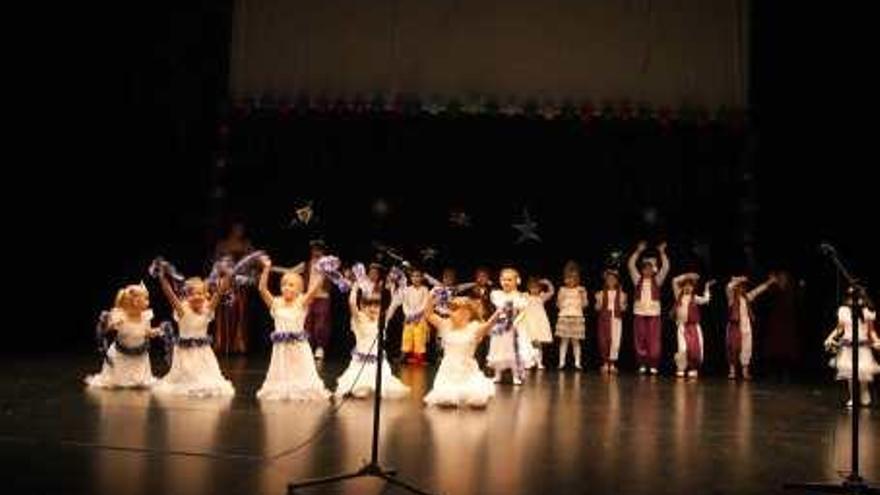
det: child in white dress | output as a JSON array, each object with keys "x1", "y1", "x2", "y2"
[
  {"x1": 255, "y1": 255, "x2": 331, "y2": 401},
  {"x1": 824, "y1": 289, "x2": 880, "y2": 407},
  {"x1": 334, "y1": 286, "x2": 410, "y2": 399},
  {"x1": 153, "y1": 266, "x2": 235, "y2": 397},
  {"x1": 522, "y1": 277, "x2": 554, "y2": 369},
  {"x1": 86, "y1": 283, "x2": 164, "y2": 389},
  {"x1": 487, "y1": 268, "x2": 535, "y2": 385},
  {"x1": 424, "y1": 296, "x2": 499, "y2": 408}
]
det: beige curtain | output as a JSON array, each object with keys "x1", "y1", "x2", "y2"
[{"x1": 231, "y1": 0, "x2": 747, "y2": 108}]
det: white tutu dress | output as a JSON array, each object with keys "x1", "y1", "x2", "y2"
[
  {"x1": 256, "y1": 297, "x2": 330, "y2": 400},
  {"x1": 85, "y1": 309, "x2": 157, "y2": 389},
  {"x1": 334, "y1": 313, "x2": 409, "y2": 399},
  {"x1": 153, "y1": 304, "x2": 235, "y2": 397},
  {"x1": 521, "y1": 294, "x2": 553, "y2": 344},
  {"x1": 830, "y1": 307, "x2": 880, "y2": 382},
  {"x1": 486, "y1": 290, "x2": 535, "y2": 371},
  {"x1": 425, "y1": 320, "x2": 495, "y2": 408}
]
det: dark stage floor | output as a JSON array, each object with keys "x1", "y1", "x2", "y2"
[{"x1": 0, "y1": 355, "x2": 877, "y2": 495}]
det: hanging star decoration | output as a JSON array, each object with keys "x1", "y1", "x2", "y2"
[
  {"x1": 289, "y1": 200, "x2": 315, "y2": 227},
  {"x1": 606, "y1": 249, "x2": 624, "y2": 269},
  {"x1": 449, "y1": 209, "x2": 471, "y2": 228},
  {"x1": 512, "y1": 208, "x2": 541, "y2": 244},
  {"x1": 420, "y1": 246, "x2": 438, "y2": 262}
]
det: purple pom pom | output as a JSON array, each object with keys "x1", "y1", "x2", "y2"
[
  {"x1": 387, "y1": 266, "x2": 406, "y2": 286},
  {"x1": 231, "y1": 250, "x2": 267, "y2": 277},
  {"x1": 351, "y1": 263, "x2": 374, "y2": 296},
  {"x1": 148, "y1": 257, "x2": 185, "y2": 281},
  {"x1": 315, "y1": 255, "x2": 341, "y2": 274}
]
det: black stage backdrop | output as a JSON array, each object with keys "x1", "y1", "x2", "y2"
[{"x1": 221, "y1": 112, "x2": 749, "y2": 274}]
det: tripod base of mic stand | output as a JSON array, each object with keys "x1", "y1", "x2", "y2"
[
  {"x1": 288, "y1": 461, "x2": 435, "y2": 495},
  {"x1": 785, "y1": 475, "x2": 880, "y2": 494}
]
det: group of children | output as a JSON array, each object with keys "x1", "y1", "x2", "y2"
[
  {"x1": 86, "y1": 272, "x2": 235, "y2": 397},
  {"x1": 86, "y1": 240, "x2": 880, "y2": 408}
]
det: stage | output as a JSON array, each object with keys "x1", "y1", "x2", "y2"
[{"x1": 1, "y1": 355, "x2": 876, "y2": 495}]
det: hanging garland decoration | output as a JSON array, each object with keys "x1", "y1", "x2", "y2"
[{"x1": 224, "y1": 93, "x2": 747, "y2": 133}]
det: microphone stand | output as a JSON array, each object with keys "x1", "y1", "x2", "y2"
[
  {"x1": 784, "y1": 244, "x2": 878, "y2": 494},
  {"x1": 288, "y1": 254, "x2": 434, "y2": 495}
]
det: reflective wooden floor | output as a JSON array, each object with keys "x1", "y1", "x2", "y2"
[{"x1": 0, "y1": 355, "x2": 877, "y2": 495}]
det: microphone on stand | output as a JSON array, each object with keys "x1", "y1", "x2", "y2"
[
  {"x1": 818, "y1": 242, "x2": 836, "y2": 256},
  {"x1": 373, "y1": 242, "x2": 411, "y2": 268}
]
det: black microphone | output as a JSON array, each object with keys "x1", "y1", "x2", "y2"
[
  {"x1": 373, "y1": 242, "x2": 411, "y2": 267},
  {"x1": 819, "y1": 242, "x2": 836, "y2": 255}
]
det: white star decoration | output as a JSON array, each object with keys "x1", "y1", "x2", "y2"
[
  {"x1": 512, "y1": 208, "x2": 541, "y2": 244},
  {"x1": 290, "y1": 201, "x2": 314, "y2": 226},
  {"x1": 606, "y1": 250, "x2": 624, "y2": 267}
]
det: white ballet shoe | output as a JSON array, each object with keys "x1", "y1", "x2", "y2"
[
  {"x1": 687, "y1": 370, "x2": 699, "y2": 379},
  {"x1": 513, "y1": 377, "x2": 523, "y2": 386},
  {"x1": 845, "y1": 399, "x2": 854, "y2": 408},
  {"x1": 638, "y1": 366, "x2": 648, "y2": 375},
  {"x1": 675, "y1": 371, "x2": 686, "y2": 378},
  {"x1": 649, "y1": 368, "x2": 659, "y2": 375}
]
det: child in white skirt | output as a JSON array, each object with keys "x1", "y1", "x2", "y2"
[
  {"x1": 153, "y1": 265, "x2": 235, "y2": 397},
  {"x1": 487, "y1": 268, "x2": 535, "y2": 385},
  {"x1": 334, "y1": 286, "x2": 409, "y2": 399},
  {"x1": 424, "y1": 296, "x2": 499, "y2": 408},
  {"x1": 86, "y1": 283, "x2": 164, "y2": 389},
  {"x1": 522, "y1": 276, "x2": 554, "y2": 369},
  {"x1": 824, "y1": 289, "x2": 880, "y2": 407},
  {"x1": 255, "y1": 255, "x2": 331, "y2": 401}
]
